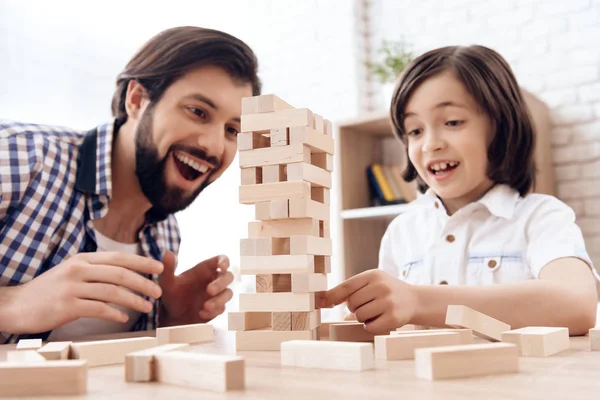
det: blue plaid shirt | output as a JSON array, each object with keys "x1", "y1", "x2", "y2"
[{"x1": 0, "y1": 119, "x2": 181, "y2": 344}]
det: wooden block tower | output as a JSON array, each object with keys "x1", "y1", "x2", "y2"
[{"x1": 229, "y1": 94, "x2": 334, "y2": 351}]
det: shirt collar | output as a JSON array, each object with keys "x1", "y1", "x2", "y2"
[{"x1": 75, "y1": 121, "x2": 115, "y2": 197}]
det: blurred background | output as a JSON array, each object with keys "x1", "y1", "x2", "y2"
[{"x1": 1, "y1": 0, "x2": 599, "y2": 327}]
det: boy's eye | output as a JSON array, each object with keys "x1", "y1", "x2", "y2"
[
  {"x1": 407, "y1": 128, "x2": 421, "y2": 137},
  {"x1": 446, "y1": 120, "x2": 464, "y2": 127},
  {"x1": 227, "y1": 126, "x2": 240, "y2": 136}
]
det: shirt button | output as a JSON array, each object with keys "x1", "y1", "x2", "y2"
[
  {"x1": 439, "y1": 280, "x2": 448, "y2": 285},
  {"x1": 434, "y1": 202, "x2": 439, "y2": 209},
  {"x1": 488, "y1": 260, "x2": 497, "y2": 268},
  {"x1": 446, "y1": 234, "x2": 455, "y2": 243},
  {"x1": 402, "y1": 270, "x2": 407, "y2": 277}
]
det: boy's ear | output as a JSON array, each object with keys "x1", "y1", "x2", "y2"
[{"x1": 124, "y1": 80, "x2": 150, "y2": 120}]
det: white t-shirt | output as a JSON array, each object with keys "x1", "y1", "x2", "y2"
[
  {"x1": 378, "y1": 184, "x2": 600, "y2": 291},
  {"x1": 48, "y1": 229, "x2": 143, "y2": 341}
]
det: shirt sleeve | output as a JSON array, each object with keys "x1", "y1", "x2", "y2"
[{"x1": 526, "y1": 196, "x2": 600, "y2": 284}]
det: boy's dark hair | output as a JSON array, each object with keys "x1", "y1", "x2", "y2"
[
  {"x1": 111, "y1": 26, "x2": 262, "y2": 124},
  {"x1": 390, "y1": 45, "x2": 535, "y2": 196}
]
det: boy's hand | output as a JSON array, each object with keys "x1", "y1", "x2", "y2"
[{"x1": 320, "y1": 269, "x2": 418, "y2": 334}]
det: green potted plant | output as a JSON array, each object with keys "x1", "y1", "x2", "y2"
[{"x1": 370, "y1": 39, "x2": 414, "y2": 108}]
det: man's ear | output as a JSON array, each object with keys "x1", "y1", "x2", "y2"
[{"x1": 124, "y1": 80, "x2": 150, "y2": 120}]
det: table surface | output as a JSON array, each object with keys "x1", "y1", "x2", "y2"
[{"x1": 1, "y1": 329, "x2": 599, "y2": 400}]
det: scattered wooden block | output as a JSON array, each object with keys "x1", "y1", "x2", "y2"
[
  {"x1": 156, "y1": 323, "x2": 214, "y2": 345},
  {"x1": 239, "y1": 254, "x2": 315, "y2": 275},
  {"x1": 287, "y1": 162, "x2": 332, "y2": 188},
  {"x1": 37, "y1": 341, "x2": 72, "y2": 360},
  {"x1": 501, "y1": 327, "x2": 569, "y2": 357},
  {"x1": 7, "y1": 350, "x2": 47, "y2": 363},
  {"x1": 239, "y1": 181, "x2": 311, "y2": 204},
  {"x1": 256, "y1": 274, "x2": 292, "y2": 293},
  {"x1": 445, "y1": 305, "x2": 510, "y2": 342},
  {"x1": 247, "y1": 218, "x2": 320, "y2": 238},
  {"x1": 318, "y1": 321, "x2": 340, "y2": 340},
  {"x1": 272, "y1": 312, "x2": 292, "y2": 331},
  {"x1": 375, "y1": 332, "x2": 461, "y2": 360},
  {"x1": 329, "y1": 322, "x2": 376, "y2": 342},
  {"x1": 292, "y1": 310, "x2": 321, "y2": 331},
  {"x1": 70, "y1": 337, "x2": 158, "y2": 367},
  {"x1": 415, "y1": 342, "x2": 519, "y2": 380},
  {"x1": 235, "y1": 329, "x2": 315, "y2": 351},
  {"x1": 228, "y1": 312, "x2": 271, "y2": 331},
  {"x1": 16, "y1": 338, "x2": 42, "y2": 350},
  {"x1": 289, "y1": 126, "x2": 334, "y2": 154},
  {"x1": 291, "y1": 273, "x2": 327, "y2": 293},
  {"x1": 241, "y1": 108, "x2": 313, "y2": 132},
  {"x1": 591, "y1": 328, "x2": 600, "y2": 351},
  {"x1": 281, "y1": 340, "x2": 373, "y2": 371},
  {"x1": 125, "y1": 343, "x2": 189, "y2": 382},
  {"x1": 396, "y1": 324, "x2": 432, "y2": 331},
  {"x1": 392, "y1": 328, "x2": 473, "y2": 344},
  {"x1": 0, "y1": 360, "x2": 87, "y2": 396},
  {"x1": 288, "y1": 198, "x2": 330, "y2": 221},
  {"x1": 239, "y1": 293, "x2": 315, "y2": 312},
  {"x1": 155, "y1": 351, "x2": 245, "y2": 392},
  {"x1": 290, "y1": 235, "x2": 332, "y2": 255}
]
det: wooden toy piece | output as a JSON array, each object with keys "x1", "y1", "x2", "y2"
[
  {"x1": 37, "y1": 341, "x2": 72, "y2": 360},
  {"x1": 501, "y1": 327, "x2": 569, "y2": 356},
  {"x1": 125, "y1": 343, "x2": 189, "y2": 382},
  {"x1": 313, "y1": 113, "x2": 325, "y2": 134},
  {"x1": 256, "y1": 274, "x2": 292, "y2": 293},
  {"x1": 239, "y1": 254, "x2": 315, "y2": 275},
  {"x1": 239, "y1": 181, "x2": 311, "y2": 205},
  {"x1": 241, "y1": 94, "x2": 294, "y2": 115},
  {"x1": 272, "y1": 312, "x2": 292, "y2": 331},
  {"x1": 6, "y1": 350, "x2": 47, "y2": 363},
  {"x1": 324, "y1": 119, "x2": 333, "y2": 137},
  {"x1": 396, "y1": 324, "x2": 431, "y2": 331},
  {"x1": 156, "y1": 323, "x2": 214, "y2": 345},
  {"x1": 70, "y1": 337, "x2": 158, "y2": 367},
  {"x1": 262, "y1": 164, "x2": 286, "y2": 184},
  {"x1": 590, "y1": 328, "x2": 600, "y2": 351},
  {"x1": 329, "y1": 322, "x2": 376, "y2": 342},
  {"x1": 270, "y1": 198, "x2": 289, "y2": 219},
  {"x1": 415, "y1": 342, "x2": 519, "y2": 380},
  {"x1": 154, "y1": 351, "x2": 245, "y2": 392},
  {"x1": 270, "y1": 128, "x2": 289, "y2": 146},
  {"x1": 248, "y1": 218, "x2": 320, "y2": 239},
  {"x1": 287, "y1": 162, "x2": 332, "y2": 188},
  {"x1": 281, "y1": 340, "x2": 374, "y2": 371},
  {"x1": 320, "y1": 220, "x2": 331, "y2": 238},
  {"x1": 228, "y1": 312, "x2": 271, "y2": 331},
  {"x1": 311, "y1": 187, "x2": 330, "y2": 205},
  {"x1": 292, "y1": 310, "x2": 321, "y2": 331},
  {"x1": 289, "y1": 126, "x2": 334, "y2": 155},
  {"x1": 241, "y1": 166, "x2": 262, "y2": 185},
  {"x1": 240, "y1": 237, "x2": 275, "y2": 257},
  {"x1": 241, "y1": 108, "x2": 313, "y2": 132},
  {"x1": 16, "y1": 338, "x2": 42, "y2": 350},
  {"x1": 445, "y1": 305, "x2": 510, "y2": 342},
  {"x1": 235, "y1": 329, "x2": 316, "y2": 351},
  {"x1": 290, "y1": 235, "x2": 332, "y2": 255},
  {"x1": 375, "y1": 332, "x2": 461, "y2": 360},
  {"x1": 291, "y1": 273, "x2": 327, "y2": 293},
  {"x1": 0, "y1": 360, "x2": 87, "y2": 396},
  {"x1": 237, "y1": 131, "x2": 270, "y2": 151},
  {"x1": 239, "y1": 143, "x2": 310, "y2": 168},
  {"x1": 239, "y1": 293, "x2": 315, "y2": 312},
  {"x1": 311, "y1": 152, "x2": 334, "y2": 172},
  {"x1": 314, "y1": 255, "x2": 331, "y2": 273},
  {"x1": 392, "y1": 328, "x2": 473, "y2": 344},
  {"x1": 289, "y1": 197, "x2": 330, "y2": 221},
  {"x1": 318, "y1": 321, "x2": 340, "y2": 340}
]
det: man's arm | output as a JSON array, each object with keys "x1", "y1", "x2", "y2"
[
  {"x1": 411, "y1": 258, "x2": 598, "y2": 335},
  {"x1": 0, "y1": 286, "x2": 19, "y2": 333}
]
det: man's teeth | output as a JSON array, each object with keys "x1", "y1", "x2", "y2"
[
  {"x1": 430, "y1": 161, "x2": 458, "y2": 171},
  {"x1": 175, "y1": 152, "x2": 209, "y2": 173}
]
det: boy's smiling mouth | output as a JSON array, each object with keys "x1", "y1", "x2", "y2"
[{"x1": 427, "y1": 160, "x2": 460, "y2": 177}]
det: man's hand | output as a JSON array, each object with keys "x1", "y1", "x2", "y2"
[
  {"x1": 321, "y1": 269, "x2": 418, "y2": 334},
  {"x1": 3, "y1": 252, "x2": 163, "y2": 334},
  {"x1": 158, "y1": 251, "x2": 234, "y2": 327}
]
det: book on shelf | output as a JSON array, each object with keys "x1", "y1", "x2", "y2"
[{"x1": 367, "y1": 164, "x2": 417, "y2": 207}]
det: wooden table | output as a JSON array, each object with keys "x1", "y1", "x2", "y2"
[{"x1": 1, "y1": 329, "x2": 599, "y2": 399}]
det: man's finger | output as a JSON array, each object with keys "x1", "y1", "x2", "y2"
[
  {"x1": 185, "y1": 254, "x2": 229, "y2": 283},
  {"x1": 204, "y1": 288, "x2": 234, "y2": 311},
  {"x1": 207, "y1": 271, "x2": 234, "y2": 296},
  {"x1": 322, "y1": 272, "x2": 371, "y2": 308},
  {"x1": 85, "y1": 251, "x2": 163, "y2": 275},
  {"x1": 159, "y1": 251, "x2": 177, "y2": 289}
]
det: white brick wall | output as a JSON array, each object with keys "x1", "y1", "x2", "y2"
[{"x1": 369, "y1": 0, "x2": 600, "y2": 269}]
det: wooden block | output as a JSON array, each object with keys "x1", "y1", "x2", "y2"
[
  {"x1": 445, "y1": 305, "x2": 510, "y2": 342},
  {"x1": 329, "y1": 322, "x2": 377, "y2": 342},
  {"x1": 314, "y1": 255, "x2": 331, "y2": 273},
  {"x1": 292, "y1": 310, "x2": 321, "y2": 331},
  {"x1": 392, "y1": 328, "x2": 473, "y2": 344},
  {"x1": 270, "y1": 199, "x2": 288, "y2": 219},
  {"x1": 289, "y1": 198, "x2": 330, "y2": 221},
  {"x1": 291, "y1": 273, "x2": 327, "y2": 293},
  {"x1": 311, "y1": 187, "x2": 330, "y2": 205},
  {"x1": 240, "y1": 254, "x2": 314, "y2": 275},
  {"x1": 324, "y1": 119, "x2": 333, "y2": 137},
  {"x1": 320, "y1": 220, "x2": 331, "y2": 238},
  {"x1": 70, "y1": 337, "x2": 158, "y2": 367},
  {"x1": 156, "y1": 323, "x2": 214, "y2": 345},
  {"x1": 262, "y1": 164, "x2": 286, "y2": 183},
  {"x1": 247, "y1": 218, "x2": 320, "y2": 238},
  {"x1": 228, "y1": 312, "x2": 271, "y2": 331},
  {"x1": 0, "y1": 360, "x2": 87, "y2": 396},
  {"x1": 125, "y1": 343, "x2": 189, "y2": 382},
  {"x1": 16, "y1": 338, "x2": 42, "y2": 350},
  {"x1": 7, "y1": 350, "x2": 47, "y2": 363},
  {"x1": 501, "y1": 327, "x2": 569, "y2": 356},
  {"x1": 240, "y1": 237, "x2": 275, "y2": 257},
  {"x1": 318, "y1": 321, "x2": 340, "y2": 339},
  {"x1": 375, "y1": 332, "x2": 461, "y2": 360},
  {"x1": 239, "y1": 143, "x2": 310, "y2": 168},
  {"x1": 311, "y1": 153, "x2": 333, "y2": 172},
  {"x1": 415, "y1": 343, "x2": 519, "y2": 380},
  {"x1": 241, "y1": 108, "x2": 313, "y2": 132},
  {"x1": 272, "y1": 312, "x2": 292, "y2": 331},
  {"x1": 290, "y1": 235, "x2": 332, "y2": 255},
  {"x1": 256, "y1": 274, "x2": 292, "y2": 293},
  {"x1": 281, "y1": 340, "x2": 373, "y2": 371},
  {"x1": 256, "y1": 94, "x2": 294, "y2": 113},
  {"x1": 239, "y1": 181, "x2": 310, "y2": 205},
  {"x1": 241, "y1": 96, "x2": 259, "y2": 114},
  {"x1": 238, "y1": 131, "x2": 270, "y2": 151},
  {"x1": 270, "y1": 128, "x2": 288, "y2": 146},
  {"x1": 590, "y1": 328, "x2": 600, "y2": 351},
  {"x1": 37, "y1": 341, "x2": 71, "y2": 360},
  {"x1": 254, "y1": 201, "x2": 271, "y2": 220},
  {"x1": 313, "y1": 113, "x2": 325, "y2": 133},
  {"x1": 396, "y1": 324, "x2": 432, "y2": 331},
  {"x1": 287, "y1": 162, "x2": 331, "y2": 188},
  {"x1": 155, "y1": 351, "x2": 245, "y2": 392},
  {"x1": 241, "y1": 167, "x2": 262, "y2": 185},
  {"x1": 239, "y1": 293, "x2": 315, "y2": 312},
  {"x1": 235, "y1": 329, "x2": 316, "y2": 351},
  {"x1": 289, "y1": 126, "x2": 334, "y2": 154}
]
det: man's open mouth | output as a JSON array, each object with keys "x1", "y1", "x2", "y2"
[{"x1": 173, "y1": 151, "x2": 210, "y2": 181}]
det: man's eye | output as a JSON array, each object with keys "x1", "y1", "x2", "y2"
[{"x1": 189, "y1": 107, "x2": 207, "y2": 119}]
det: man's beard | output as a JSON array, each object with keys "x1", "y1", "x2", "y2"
[{"x1": 134, "y1": 106, "x2": 216, "y2": 219}]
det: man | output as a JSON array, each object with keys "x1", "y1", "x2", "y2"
[{"x1": 0, "y1": 26, "x2": 261, "y2": 343}]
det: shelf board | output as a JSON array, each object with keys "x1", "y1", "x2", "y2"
[
  {"x1": 337, "y1": 111, "x2": 393, "y2": 136},
  {"x1": 340, "y1": 203, "x2": 413, "y2": 220}
]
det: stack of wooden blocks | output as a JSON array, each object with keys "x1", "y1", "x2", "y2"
[{"x1": 228, "y1": 94, "x2": 334, "y2": 351}]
